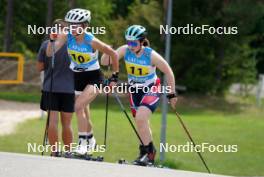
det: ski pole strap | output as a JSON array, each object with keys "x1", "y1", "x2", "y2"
[
  {"x1": 109, "y1": 72, "x2": 119, "y2": 82},
  {"x1": 167, "y1": 92, "x2": 178, "y2": 100}
]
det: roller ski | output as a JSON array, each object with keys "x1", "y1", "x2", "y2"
[
  {"x1": 117, "y1": 158, "x2": 165, "y2": 169},
  {"x1": 64, "y1": 149, "x2": 104, "y2": 162},
  {"x1": 118, "y1": 143, "x2": 165, "y2": 168},
  {"x1": 64, "y1": 152, "x2": 104, "y2": 162},
  {"x1": 64, "y1": 137, "x2": 103, "y2": 162}
]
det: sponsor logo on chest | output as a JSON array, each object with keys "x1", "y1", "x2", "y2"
[
  {"x1": 126, "y1": 56, "x2": 149, "y2": 66},
  {"x1": 70, "y1": 44, "x2": 90, "y2": 53}
]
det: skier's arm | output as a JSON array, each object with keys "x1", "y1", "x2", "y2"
[
  {"x1": 151, "y1": 50, "x2": 176, "y2": 94},
  {"x1": 101, "y1": 45, "x2": 126, "y2": 66},
  {"x1": 91, "y1": 38, "x2": 119, "y2": 73},
  {"x1": 151, "y1": 50, "x2": 177, "y2": 109}
]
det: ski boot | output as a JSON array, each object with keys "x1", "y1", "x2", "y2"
[
  {"x1": 74, "y1": 138, "x2": 88, "y2": 156},
  {"x1": 133, "y1": 142, "x2": 156, "y2": 166},
  {"x1": 87, "y1": 136, "x2": 96, "y2": 155},
  {"x1": 50, "y1": 151, "x2": 62, "y2": 157}
]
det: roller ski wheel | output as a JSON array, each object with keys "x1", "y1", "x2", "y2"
[
  {"x1": 64, "y1": 152, "x2": 103, "y2": 162},
  {"x1": 117, "y1": 158, "x2": 166, "y2": 169}
]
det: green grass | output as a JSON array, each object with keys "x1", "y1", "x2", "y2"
[
  {"x1": 0, "y1": 94, "x2": 264, "y2": 176},
  {"x1": 0, "y1": 91, "x2": 40, "y2": 103}
]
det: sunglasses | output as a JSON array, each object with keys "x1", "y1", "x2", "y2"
[{"x1": 127, "y1": 41, "x2": 139, "y2": 47}]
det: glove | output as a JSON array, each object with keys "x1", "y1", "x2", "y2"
[
  {"x1": 108, "y1": 72, "x2": 119, "y2": 83},
  {"x1": 166, "y1": 92, "x2": 178, "y2": 100}
]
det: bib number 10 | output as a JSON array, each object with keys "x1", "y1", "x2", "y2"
[{"x1": 71, "y1": 54, "x2": 86, "y2": 64}]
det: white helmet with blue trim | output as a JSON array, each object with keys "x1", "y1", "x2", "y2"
[
  {"x1": 65, "y1": 8, "x2": 91, "y2": 23},
  {"x1": 125, "y1": 25, "x2": 147, "y2": 41}
]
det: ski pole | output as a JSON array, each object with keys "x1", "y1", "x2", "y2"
[
  {"x1": 104, "y1": 81, "x2": 109, "y2": 148},
  {"x1": 174, "y1": 111, "x2": 211, "y2": 173},
  {"x1": 112, "y1": 92, "x2": 144, "y2": 145},
  {"x1": 104, "y1": 56, "x2": 111, "y2": 148},
  {"x1": 42, "y1": 41, "x2": 55, "y2": 156}
]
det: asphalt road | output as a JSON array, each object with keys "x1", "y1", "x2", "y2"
[{"x1": 0, "y1": 152, "x2": 231, "y2": 177}]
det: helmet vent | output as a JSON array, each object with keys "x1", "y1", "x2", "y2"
[
  {"x1": 79, "y1": 16, "x2": 84, "y2": 21},
  {"x1": 74, "y1": 15, "x2": 79, "y2": 20},
  {"x1": 133, "y1": 29, "x2": 140, "y2": 37},
  {"x1": 69, "y1": 13, "x2": 74, "y2": 19}
]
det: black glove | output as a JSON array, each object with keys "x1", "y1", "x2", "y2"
[
  {"x1": 166, "y1": 92, "x2": 178, "y2": 100},
  {"x1": 108, "y1": 72, "x2": 119, "y2": 83}
]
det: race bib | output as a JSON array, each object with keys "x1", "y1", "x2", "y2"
[
  {"x1": 68, "y1": 49, "x2": 92, "y2": 64},
  {"x1": 126, "y1": 63, "x2": 149, "y2": 76}
]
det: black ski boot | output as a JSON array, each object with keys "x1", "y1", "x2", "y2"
[
  {"x1": 133, "y1": 142, "x2": 156, "y2": 166},
  {"x1": 50, "y1": 151, "x2": 62, "y2": 157}
]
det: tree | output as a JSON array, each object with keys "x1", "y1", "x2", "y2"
[
  {"x1": 170, "y1": 0, "x2": 262, "y2": 94},
  {"x1": 3, "y1": 0, "x2": 14, "y2": 52},
  {"x1": 68, "y1": 0, "x2": 76, "y2": 9},
  {"x1": 2, "y1": 0, "x2": 262, "y2": 95},
  {"x1": 46, "y1": 0, "x2": 54, "y2": 27}
]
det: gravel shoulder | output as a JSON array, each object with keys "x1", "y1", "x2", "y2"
[{"x1": 0, "y1": 99, "x2": 41, "y2": 135}]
